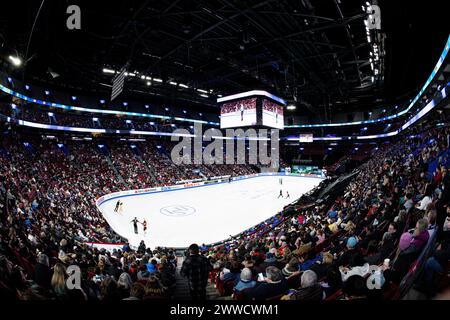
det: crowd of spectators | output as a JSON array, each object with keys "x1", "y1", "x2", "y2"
[{"x1": 195, "y1": 126, "x2": 450, "y2": 300}]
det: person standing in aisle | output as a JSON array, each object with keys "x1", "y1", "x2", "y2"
[{"x1": 181, "y1": 244, "x2": 211, "y2": 301}]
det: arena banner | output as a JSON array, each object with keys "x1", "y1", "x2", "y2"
[{"x1": 175, "y1": 178, "x2": 203, "y2": 184}]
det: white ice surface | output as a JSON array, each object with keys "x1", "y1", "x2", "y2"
[{"x1": 98, "y1": 175, "x2": 322, "y2": 248}]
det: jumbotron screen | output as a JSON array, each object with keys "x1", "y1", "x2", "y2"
[
  {"x1": 262, "y1": 98, "x2": 284, "y2": 129},
  {"x1": 220, "y1": 97, "x2": 257, "y2": 129},
  {"x1": 299, "y1": 133, "x2": 314, "y2": 142}
]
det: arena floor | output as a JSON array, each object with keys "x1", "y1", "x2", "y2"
[{"x1": 97, "y1": 175, "x2": 323, "y2": 248}]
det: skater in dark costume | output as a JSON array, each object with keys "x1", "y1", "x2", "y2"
[
  {"x1": 278, "y1": 190, "x2": 283, "y2": 198},
  {"x1": 286, "y1": 191, "x2": 290, "y2": 199},
  {"x1": 131, "y1": 217, "x2": 139, "y2": 234},
  {"x1": 114, "y1": 200, "x2": 121, "y2": 212}
]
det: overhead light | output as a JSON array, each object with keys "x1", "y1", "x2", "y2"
[
  {"x1": 169, "y1": 81, "x2": 178, "y2": 86},
  {"x1": 145, "y1": 104, "x2": 150, "y2": 109},
  {"x1": 44, "y1": 90, "x2": 50, "y2": 95},
  {"x1": 123, "y1": 102, "x2": 128, "y2": 106},
  {"x1": 71, "y1": 96, "x2": 77, "y2": 100},
  {"x1": 8, "y1": 55, "x2": 22, "y2": 67},
  {"x1": 197, "y1": 89, "x2": 208, "y2": 94},
  {"x1": 102, "y1": 68, "x2": 115, "y2": 74},
  {"x1": 146, "y1": 81, "x2": 151, "y2": 86},
  {"x1": 25, "y1": 85, "x2": 30, "y2": 90},
  {"x1": 287, "y1": 105, "x2": 296, "y2": 110},
  {"x1": 165, "y1": 107, "x2": 169, "y2": 111},
  {"x1": 179, "y1": 83, "x2": 189, "y2": 88},
  {"x1": 153, "y1": 78, "x2": 163, "y2": 83},
  {"x1": 48, "y1": 69, "x2": 60, "y2": 79},
  {"x1": 99, "y1": 99, "x2": 105, "y2": 104}
]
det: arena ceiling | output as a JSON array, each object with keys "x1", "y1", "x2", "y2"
[{"x1": 0, "y1": 0, "x2": 448, "y2": 117}]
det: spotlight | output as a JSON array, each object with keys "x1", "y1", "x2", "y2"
[{"x1": 8, "y1": 55, "x2": 22, "y2": 67}]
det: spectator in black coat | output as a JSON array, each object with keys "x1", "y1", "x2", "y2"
[
  {"x1": 337, "y1": 237, "x2": 364, "y2": 267},
  {"x1": 384, "y1": 232, "x2": 420, "y2": 284},
  {"x1": 180, "y1": 243, "x2": 211, "y2": 300},
  {"x1": 34, "y1": 253, "x2": 52, "y2": 289},
  {"x1": 287, "y1": 270, "x2": 324, "y2": 301}
]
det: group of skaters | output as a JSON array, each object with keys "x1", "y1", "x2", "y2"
[
  {"x1": 278, "y1": 177, "x2": 290, "y2": 199},
  {"x1": 131, "y1": 217, "x2": 148, "y2": 235}
]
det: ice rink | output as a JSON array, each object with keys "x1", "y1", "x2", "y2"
[{"x1": 98, "y1": 175, "x2": 323, "y2": 248}]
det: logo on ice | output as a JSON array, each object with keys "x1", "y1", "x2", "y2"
[{"x1": 170, "y1": 123, "x2": 279, "y2": 167}]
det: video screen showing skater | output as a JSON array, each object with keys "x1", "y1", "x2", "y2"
[
  {"x1": 220, "y1": 97, "x2": 257, "y2": 128},
  {"x1": 262, "y1": 98, "x2": 284, "y2": 129}
]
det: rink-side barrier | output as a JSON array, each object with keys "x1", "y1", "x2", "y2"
[
  {"x1": 95, "y1": 172, "x2": 324, "y2": 208},
  {"x1": 84, "y1": 242, "x2": 127, "y2": 252}
]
